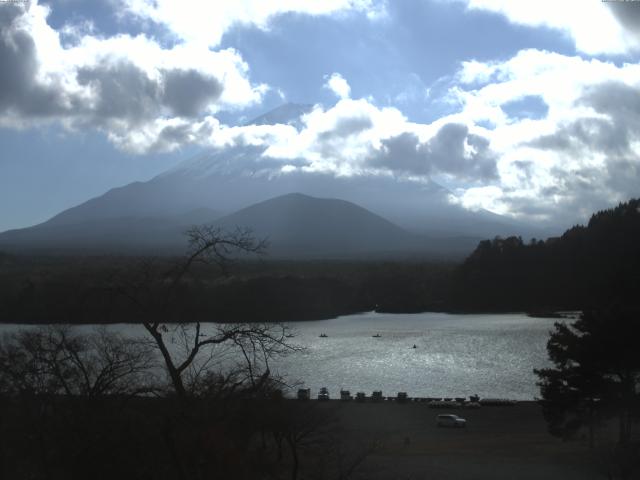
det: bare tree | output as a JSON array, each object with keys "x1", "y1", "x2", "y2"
[
  {"x1": 0, "y1": 326, "x2": 156, "y2": 397},
  {"x1": 110, "y1": 225, "x2": 298, "y2": 398}
]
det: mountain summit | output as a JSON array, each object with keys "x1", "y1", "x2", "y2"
[{"x1": 214, "y1": 193, "x2": 421, "y2": 257}]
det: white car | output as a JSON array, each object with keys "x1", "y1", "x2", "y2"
[{"x1": 436, "y1": 414, "x2": 467, "y2": 428}]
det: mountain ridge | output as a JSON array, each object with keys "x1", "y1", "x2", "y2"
[{"x1": 0, "y1": 103, "x2": 546, "y2": 255}]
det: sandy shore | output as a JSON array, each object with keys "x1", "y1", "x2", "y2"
[{"x1": 309, "y1": 400, "x2": 603, "y2": 480}]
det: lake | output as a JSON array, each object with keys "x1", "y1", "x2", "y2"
[{"x1": 0, "y1": 311, "x2": 567, "y2": 400}]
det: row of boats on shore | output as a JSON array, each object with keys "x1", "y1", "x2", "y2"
[
  {"x1": 284, "y1": 333, "x2": 386, "y2": 338},
  {"x1": 318, "y1": 333, "x2": 382, "y2": 338},
  {"x1": 296, "y1": 389, "x2": 517, "y2": 406}
]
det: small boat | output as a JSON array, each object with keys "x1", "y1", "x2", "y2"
[
  {"x1": 372, "y1": 334, "x2": 381, "y2": 338},
  {"x1": 412, "y1": 344, "x2": 417, "y2": 349},
  {"x1": 319, "y1": 333, "x2": 328, "y2": 338}
]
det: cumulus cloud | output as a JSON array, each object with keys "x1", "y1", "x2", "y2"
[
  {"x1": 448, "y1": 0, "x2": 640, "y2": 55},
  {"x1": 0, "y1": 1, "x2": 268, "y2": 152},
  {"x1": 609, "y1": 2, "x2": 640, "y2": 38},
  {"x1": 445, "y1": 50, "x2": 640, "y2": 224},
  {"x1": 370, "y1": 125, "x2": 498, "y2": 182},
  {"x1": 0, "y1": 1, "x2": 389, "y2": 153},
  {"x1": 324, "y1": 72, "x2": 351, "y2": 99},
  {"x1": 121, "y1": 0, "x2": 384, "y2": 47},
  {"x1": 210, "y1": 97, "x2": 499, "y2": 187},
  {"x1": 3, "y1": 0, "x2": 639, "y2": 227}
]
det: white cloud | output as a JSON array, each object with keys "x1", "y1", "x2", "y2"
[
  {"x1": 211, "y1": 96, "x2": 496, "y2": 184},
  {"x1": 0, "y1": 1, "x2": 387, "y2": 153},
  {"x1": 3, "y1": 1, "x2": 638, "y2": 226},
  {"x1": 448, "y1": 0, "x2": 640, "y2": 55},
  {"x1": 184, "y1": 49, "x2": 640, "y2": 226},
  {"x1": 121, "y1": 0, "x2": 384, "y2": 47},
  {"x1": 442, "y1": 49, "x2": 640, "y2": 224},
  {"x1": 0, "y1": 1, "x2": 267, "y2": 152},
  {"x1": 324, "y1": 72, "x2": 352, "y2": 100}
]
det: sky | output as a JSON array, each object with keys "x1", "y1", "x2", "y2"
[{"x1": 1, "y1": 0, "x2": 640, "y2": 231}]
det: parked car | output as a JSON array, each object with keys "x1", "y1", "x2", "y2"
[
  {"x1": 436, "y1": 414, "x2": 467, "y2": 428},
  {"x1": 297, "y1": 388, "x2": 310, "y2": 401},
  {"x1": 318, "y1": 387, "x2": 330, "y2": 401}
]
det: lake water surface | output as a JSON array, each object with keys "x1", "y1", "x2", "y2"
[{"x1": 0, "y1": 311, "x2": 566, "y2": 400}]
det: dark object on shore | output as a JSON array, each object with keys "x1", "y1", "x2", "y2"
[
  {"x1": 372, "y1": 391, "x2": 383, "y2": 402},
  {"x1": 319, "y1": 333, "x2": 328, "y2": 338},
  {"x1": 355, "y1": 392, "x2": 366, "y2": 402},
  {"x1": 318, "y1": 387, "x2": 330, "y2": 401},
  {"x1": 480, "y1": 398, "x2": 517, "y2": 406},
  {"x1": 297, "y1": 388, "x2": 310, "y2": 400},
  {"x1": 526, "y1": 311, "x2": 567, "y2": 319},
  {"x1": 372, "y1": 333, "x2": 381, "y2": 338},
  {"x1": 412, "y1": 344, "x2": 417, "y2": 349}
]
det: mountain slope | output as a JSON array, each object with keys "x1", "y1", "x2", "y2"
[
  {"x1": 0, "y1": 103, "x2": 544, "y2": 255},
  {"x1": 0, "y1": 208, "x2": 220, "y2": 254},
  {"x1": 214, "y1": 193, "x2": 423, "y2": 257}
]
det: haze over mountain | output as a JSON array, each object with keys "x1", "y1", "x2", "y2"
[
  {"x1": 214, "y1": 193, "x2": 479, "y2": 258},
  {"x1": 0, "y1": 104, "x2": 544, "y2": 257}
]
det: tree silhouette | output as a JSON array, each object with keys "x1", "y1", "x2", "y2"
[
  {"x1": 454, "y1": 198, "x2": 640, "y2": 311},
  {"x1": 535, "y1": 308, "x2": 640, "y2": 448},
  {"x1": 109, "y1": 225, "x2": 297, "y2": 398}
]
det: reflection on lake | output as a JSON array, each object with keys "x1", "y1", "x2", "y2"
[{"x1": 0, "y1": 311, "x2": 565, "y2": 400}]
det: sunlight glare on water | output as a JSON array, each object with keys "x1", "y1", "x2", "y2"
[{"x1": 0, "y1": 311, "x2": 563, "y2": 400}]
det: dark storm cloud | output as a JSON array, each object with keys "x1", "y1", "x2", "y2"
[
  {"x1": 529, "y1": 117, "x2": 628, "y2": 156},
  {"x1": 161, "y1": 69, "x2": 223, "y2": 117},
  {"x1": 0, "y1": 5, "x2": 81, "y2": 118},
  {"x1": 317, "y1": 115, "x2": 373, "y2": 141},
  {"x1": 370, "y1": 124, "x2": 498, "y2": 182},
  {"x1": 521, "y1": 82, "x2": 640, "y2": 226},
  {"x1": 76, "y1": 64, "x2": 224, "y2": 125},
  {"x1": 608, "y1": 2, "x2": 640, "y2": 36},
  {"x1": 528, "y1": 82, "x2": 640, "y2": 157},
  {"x1": 76, "y1": 62, "x2": 161, "y2": 125},
  {"x1": 150, "y1": 120, "x2": 220, "y2": 152},
  {"x1": 0, "y1": 5, "x2": 226, "y2": 129}
]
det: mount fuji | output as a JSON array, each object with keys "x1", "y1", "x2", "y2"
[{"x1": 0, "y1": 103, "x2": 537, "y2": 258}]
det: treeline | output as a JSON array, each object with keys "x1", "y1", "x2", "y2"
[
  {"x1": 0, "y1": 255, "x2": 454, "y2": 324},
  {"x1": 2, "y1": 199, "x2": 639, "y2": 322},
  {"x1": 453, "y1": 199, "x2": 640, "y2": 311}
]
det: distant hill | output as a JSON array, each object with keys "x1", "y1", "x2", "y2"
[
  {"x1": 0, "y1": 192, "x2": 480, "y2": 258},
  {"x1": 452, "y1": 199, "x2": 640, "y2": 311},
  {"x1": 213, "y1": 193, "x2": 476, "y2": 258}
]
